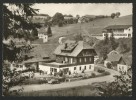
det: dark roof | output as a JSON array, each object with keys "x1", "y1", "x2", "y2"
[
  {"x1": 106, "y1": 50, "x2": 122, "y2": 62},
  {"x1": 118, "y1": 57, "x2": 126, "y2": 65},
  {"x1": 54, "y1": 40, "x2": 95, "y2": 57},
  {"x1": 104, "y1": 25, "x2": 132, "y2": 30}
]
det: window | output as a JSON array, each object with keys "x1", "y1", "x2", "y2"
[
  {"x1": 79, "y1": 58, "x2": 82, "y2": 63},
  {"x1": 84, "y1": 58, "x2": 87, "y2": 62},
  {"x1": 79, "y1": 66, "x2": 81, "y2": 70},
  {"x1": 54, "y1": 68, "x2": 57, "y2": 72},
  {"x1": 74, "y1": 67, "x2": 76, "y2": 70},
  {"x1": 50, "y1": 68, "x2": 53, "y2": 72},
  {"x1": 89, "y1": 65, "x2": 91, "y2": 69},
  {"x1": 84, "y1": 66, "x2": 86, "y2": 70},
  {"x1": 90, "y1": 57, "x2": 91, "y2": 61}
]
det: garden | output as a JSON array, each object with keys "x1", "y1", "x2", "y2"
[{"x1": 10, "y1": 66, "x2": 110, "y2": 86}]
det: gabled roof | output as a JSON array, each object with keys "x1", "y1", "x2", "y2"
[
  {"x1": 106, "y1": 50, "x2": 122, "y2": 62},
  {"x1": 54, "y1": 40, "x2": 94, "y2": 57},
  {"x1": 118, "y1": 56, "x2": 132, "y2": 66},
  {"x1": 118, "y1": 57, "x2": 126, "y2": 65},
  {"x1": 104, "y1": 25, "x2": 132, "y2": 30}
]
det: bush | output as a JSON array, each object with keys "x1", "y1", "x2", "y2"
[
  {"x1": 106, "y1": 62, "x2": 112, "y2": 69},
  {"x1": 97, "y1": 69, "x2": 105, "y2": 73},
  {"x1": 58, "y1": 21, "x2": 63, "y2": 27},
  {"x1": 91, "y1": 73, "x2": 96, "y2": 78},
  {"x1": 103, "y1": 71, "x2": 110, "y2": 75},
  {"x1": 22, "y1": 78, "x2": 47, "y2": 85}
]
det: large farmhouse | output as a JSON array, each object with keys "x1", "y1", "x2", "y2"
[
  {"x1": 102, "y1": 25, "x2": 132, "y2": 39},
  {"x1": 39, "y1": 40, "x2": 97, "y2": 75}
]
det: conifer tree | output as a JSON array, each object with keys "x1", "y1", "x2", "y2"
[{"x1": 47, "y1": 25, "x2": 52, "y2": 37}]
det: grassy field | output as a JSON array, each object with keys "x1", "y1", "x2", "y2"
[{"x1": 19, "y1": 84, "x2": 101, "y2": 96}]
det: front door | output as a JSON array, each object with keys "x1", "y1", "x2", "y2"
[
  {"x1": 63, "y1": 68, "x2": 69, "y2": 74},
  {"x1": 128, "y1": 34, "x2": 131, "y2": 37}
]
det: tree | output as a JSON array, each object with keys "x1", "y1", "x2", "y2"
[
  {"x1": 52, "y1": 12, "x2": 64, "y2": 26},
  {"x1": 117, "y1": 41, "x2": 128, "y2": 54},
  {"x1": 58, "y1": 20, "x2": 63, "y2": 27},
  {"x1": 104, "y1": 33, "x2": 109, "y2": 45},
  {"x1": 116, "y1": 12, "x2": 121, "y2": 18},
  {"x1": 99, "y1": 46, "x2": 109, "y2": 60},
  {"x1": 47, "y1": 25, "x2": 52, "y2": 37},
  {"x1": 111, "y1": 13, "x2": 116, "y2": 19},
  {"x1": 68, "y1": 14, "x2": 73, "y2": 17},
  {"x1": 110, "y1": 33, "x2": 118, "y2": 50},
  {"x1": 97, "y1": 74, "x2": 132, "y2": 96},
  {"x1": 76, "y1": 15, "x2": 80, "y2": 19},
  {"x1": 3, "y1": 3, "x2": 40, "y2": 96},
  {"x1": 106, "y1": 62, "x2": 112, "y2": 69}
]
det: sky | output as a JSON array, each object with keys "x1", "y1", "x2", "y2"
[{"x1": 32, "y1": 3, "x2": 132, "y2": 17}]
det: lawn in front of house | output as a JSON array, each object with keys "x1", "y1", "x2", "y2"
[{"x1": 13, "y1": 83, "x2": 106, "y2": 96}]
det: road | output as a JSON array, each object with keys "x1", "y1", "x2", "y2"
[{"x1": 9, "y1": 65, "x2": 120, "y2": 92}]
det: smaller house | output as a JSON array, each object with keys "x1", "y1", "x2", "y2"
[
  {"x1": 102, "y1": 25, "x2": 132, "y2": 39},
  {"x1": 104, "y1": 50, "x2": 132, "y2": 74},
  {"x1": 104, "y1": 50, "x2": 122, "y2": 69},
  {"x1": 117, "y1": 56, "x2": 132, "y2": 74},
  {"x1": 38, "y1": 27, "x2": 48, "y2": 43}
]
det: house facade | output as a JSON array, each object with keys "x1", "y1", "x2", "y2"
[
  {"x1": 102, "y1": 25, "x2": 132, "y2": 39},
  {"x1": 38, "y1": 27, "x2": 48, "y2": 43},
  {"x1": 117, "y1": 56, "x2": 132, "y2": 74},
  {"x1": 39, "y1": 40, "x2": 97, "y2": 75}
]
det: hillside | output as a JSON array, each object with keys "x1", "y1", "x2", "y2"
[
  {"x1": 31, "y1": 15, "x2": 132, "y2": 58},
  {"x1": 49, "y1": 14, "x2": 132, "y2": 43}
]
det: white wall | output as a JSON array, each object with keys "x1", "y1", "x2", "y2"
[
  {"x1": 39, "y1": 64, "x2": 94, "y2": 75},
  {"x1": 38, "y1": 34, "x2": 48, "y2": 43},
  {"x1": 117, "y1": 64, "x2": 128, "y2": 73},
  {"x1": 103, "y1": 27, "x2": 132, "y2": 39},
  {"x1": 39, "y1": 65, "x2": 51, "y2": 74}
]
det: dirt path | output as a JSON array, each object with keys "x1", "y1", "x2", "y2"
[{"x1": 9, "y1": 65, "x2": 120, "y2": 92}]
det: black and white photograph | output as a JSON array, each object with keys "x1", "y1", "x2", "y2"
[{"x1": 2, "y1": 3, "x2": 132, "y2": 96}]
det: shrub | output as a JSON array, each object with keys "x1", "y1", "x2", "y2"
[
  {"x1": 22, "y1": 78, "x2": 47, "y2": 85},
  {"x1": 91, "y1": 73, "x2": 96, "y2": 78},
  {"x1": 97, "y1": 69, "x2": 105, "y2": 73},
  {"x1": 103, "y1": 71, "x2": 110, "y2": 75},
  {"x1": 106, "y1": 62, "x2": 112, "y2": 69}
]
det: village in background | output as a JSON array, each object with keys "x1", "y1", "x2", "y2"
[{"x1": 3, "y1": 3, "x2": 132, "y2": 96}]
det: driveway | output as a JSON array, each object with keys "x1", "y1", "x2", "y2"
[{"x1": 9, "y1": 65, "x2": 120, "y2": 92}]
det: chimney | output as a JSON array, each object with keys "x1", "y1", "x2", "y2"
[{"x1": 65, "y1": 43, "x2": 68, "y2": 49}]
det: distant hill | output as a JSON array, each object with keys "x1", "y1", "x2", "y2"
[{"x1": 110, "y1": 14, "x2": 132, "y2": 25}]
